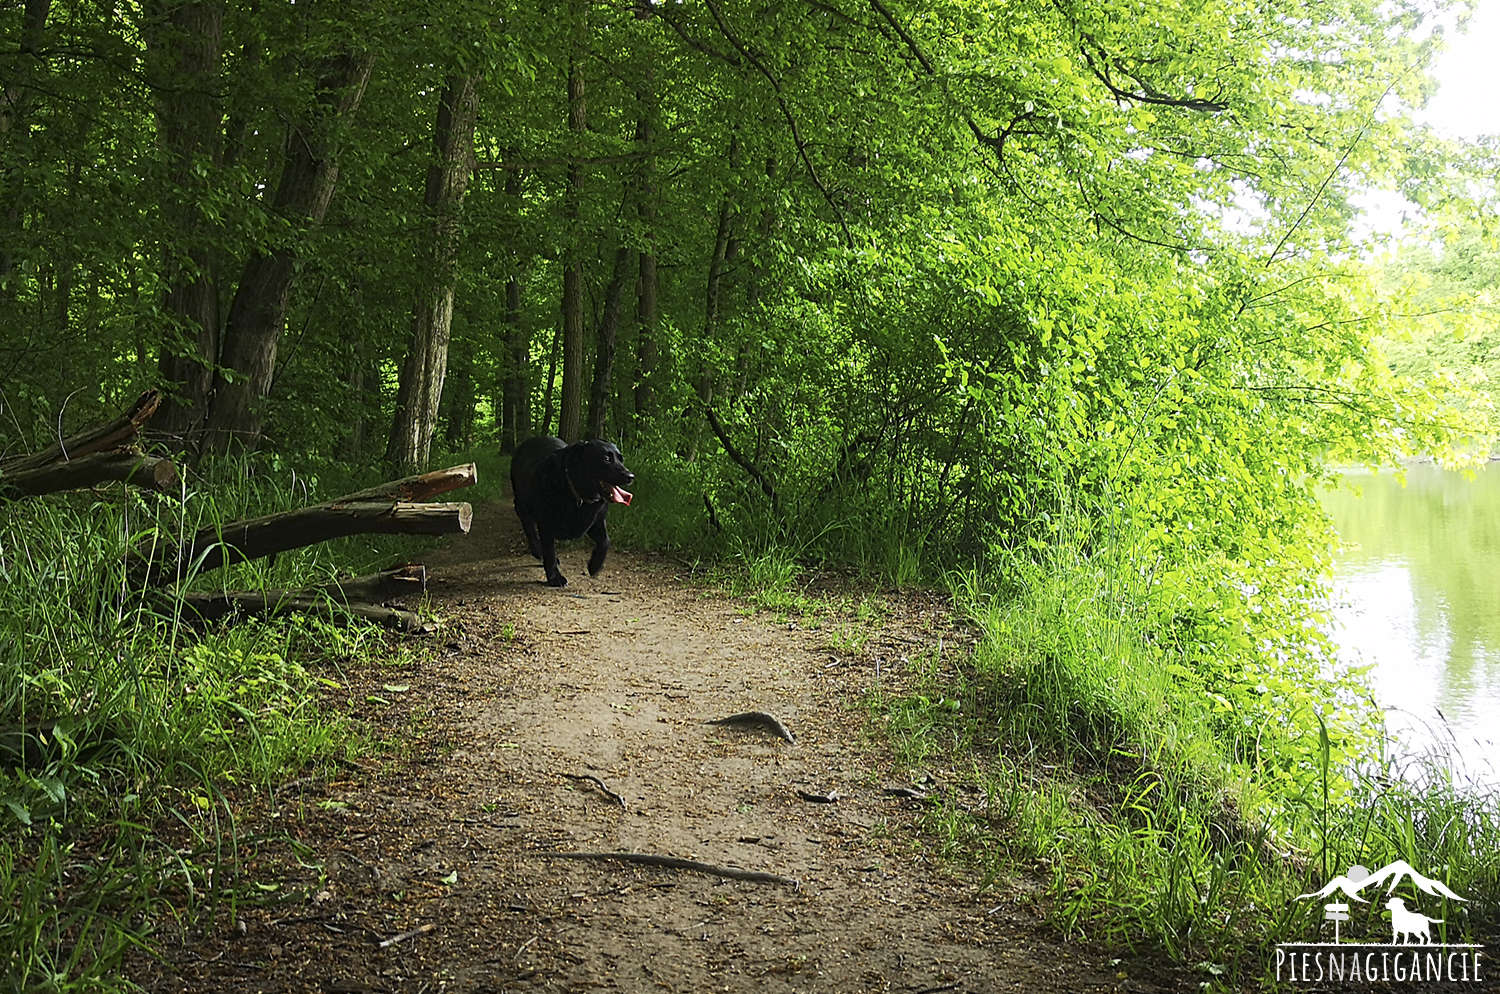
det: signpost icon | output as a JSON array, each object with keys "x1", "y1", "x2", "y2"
[{"x1": 1325, "y1": 903, "x2": 1350, "y2": 943}]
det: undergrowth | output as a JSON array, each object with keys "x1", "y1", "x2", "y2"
[
  {"x1": 873, "y1": 535, "x2": 1500, "y2": 987},
  {"x1": 0, "y1": 451, "x2": 474, "y2": 992}
]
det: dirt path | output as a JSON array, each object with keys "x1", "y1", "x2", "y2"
[{"x1": 140, "y1": 500, "x2": 1185, "y2": 993}]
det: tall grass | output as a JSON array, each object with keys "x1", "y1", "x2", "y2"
[
  {"x1": 0, "y1": 460, "x2": 430, "y2": 991},
  {"x1": 871, "y1": 521, "x2": 1500, "y2": 982}
]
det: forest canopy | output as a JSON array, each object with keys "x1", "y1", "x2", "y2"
[{"x1": 1, "y1": 0, "x2": 1492, "y2": 554}]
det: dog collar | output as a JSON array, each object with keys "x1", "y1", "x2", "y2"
[{"x1": 563, "y1": 448, "x2": 603, "y2": 507}]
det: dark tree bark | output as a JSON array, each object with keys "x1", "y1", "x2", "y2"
[
  {"x1": 172, "y1": 591, "x2": 425, "y2": 631},
  {"x1": 387, "y1": 71, "x2": 481, "y2": 471},
  {"x1": 333, "y1": 462, "x2": 477, "y2": 503},
  {"x1": 443, "y1": 340, "x2": 476, "y2": 449},
  {"x1": 127, "y1": 463, "x2": 478, "y2": 587},
  {"x1": 0, "y1": 390, "x2": 162, "y2": 475},
  {"x1": 0, "y1": 449, "x2": 179, "y2": 500},
  {"x1": 500, "y1": 170, "x2": 530, "y2": 453},
  {"x1": 736, "y1": 154, "x2": 778, "y2": 397},
  {"x1": 0, "y1": 391, "x2": 178, "y2": 500},
  {"x1": 687, "y1": 193, "x2": 734, "y2": 459},
  {"x1": 587, "y1": 245, "x2": 630, "y2": 440},
  {"x1": 633, "y1": 92, "x2": 659, "y2": 422},
  {"x1": 171, "y1": 590, "x2": 425, "y2": 631},
  {"x1": 201, "y1": 46, "x2": 375, "y2": 457},
  {"x1": 558, "y1": 20, "x2": 587, "y2": 445},
  {"x1": 706, "y1": 197, "x2": 733, "y2": 335},
  {"x1": 167, "y1": 564, "x2": 430, "y2": 632},
  {"x1": 541, "y1": 323, "x2": 561, "y2": 436},
  {"x1": 0, "y1": 0, "x2": 51, "y2": 296},
  {"x1": 340, "y1": 331, "x2": 368, "y2": 459},
  {"x1": 560, "y1": 261, "x2": 584, "y2": 443},
  {"x1": 143, "y1": 0, "x2": 225, "y2": 442}
]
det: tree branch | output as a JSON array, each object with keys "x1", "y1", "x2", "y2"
[
  {"x1": 1, "y1": 389, "x2": 163, "y2": 475},
  {"x1": 1052, "y1": 1, "x2": 1228, "y2": 114},
  {"x1": 702, "y1": 0, "x2": 855, "y2": 249},
  {"x1": 703, "y1": 404, "x2": 781, "y2": 514}
]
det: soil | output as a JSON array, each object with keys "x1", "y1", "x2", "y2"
[{"x1": 132, "y1": 499, "x2": 1198, "y2": 994}]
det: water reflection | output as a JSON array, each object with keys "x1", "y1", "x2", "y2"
[{"x1": 1321, "y1": 463, "x2": 1500, "y2": 784}]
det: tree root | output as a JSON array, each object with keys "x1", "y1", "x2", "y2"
[
  {"x1": 527, "y1": 851, "x2": 800, "y2": 888},
  {"x1": 704, "y1": 711, "x2": 795, "y2": 744}
]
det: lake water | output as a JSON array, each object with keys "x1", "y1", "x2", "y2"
[{"x1": 1320, "y1": 463, "x2": 1500, "y2": 785}]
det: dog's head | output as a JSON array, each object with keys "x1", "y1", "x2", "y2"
[
  {"x1": 1385, "y1": 898, "x2": 1406, "y2": 912},
  {"x1": 569, "y1": 439, "x2": 635, "y2": 504}
]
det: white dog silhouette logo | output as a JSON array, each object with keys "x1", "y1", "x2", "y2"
[
  {"x1": 1276, "y1": 858, "x2": 1484, "y2": 982},
  {"x1": 1386, "y1": 897, "x2": 1443, "y2": 945}
]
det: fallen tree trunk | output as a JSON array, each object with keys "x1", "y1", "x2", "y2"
[
  {"x1": 0, "y1": 390, "x2": 163, "y2": 476},
  {"x1": 0, "y1": 447, "x2": 180, "y2": 500},
  {"x1": 128, "y1": 500, "x2": 471, "y2": 587},
  {"x1": 170, "y1": 590, "x2": 426, "y2": 632},
  {"x1": 309, "y1": 564, "x2": 428, "y2": 603},
  {"x1": 0, "y1": 391, "x2": 181, "y2": 501},
  {"x1": 150, "y1": 564, "x2": 429, "y2": 632},
  {"x1": 334, "y1": 463, "x2": 476, "y2": 503}
]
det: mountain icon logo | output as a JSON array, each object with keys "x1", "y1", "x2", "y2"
[{"x1": 1296, "y1": 860, "x2": 1469, "y2": 905}]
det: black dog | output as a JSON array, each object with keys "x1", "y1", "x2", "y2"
[{"x1": 509, "y1": 436, "x2": 635, "y2": 587}]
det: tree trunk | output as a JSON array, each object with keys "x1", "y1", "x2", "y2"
[
  {"x1": 500, "y1": 170, "x2": 529, "y2": 453},
  {"x1": 560, "y1": 262, "x2": 584, "y2": 443},
  {"x1": 201, "y1": 47, "x2": 375, "y2": 457},
  {"x1": 443, "y1": 340, "x2": 475, "y2": 449},
  {"x1": 633, "y1": 93, "x2": 659, "y2": 422},
  {"x1": 171, "y1": 590, "x2": 425, "y2": 632},
  {"x1": 0, "y1": 0, "x2": 51, "y2": 296},
  {"x1": 706, "y1": 197, "x2": 733, "y2": 336},
  {"x1": 687, "y1": 195, "x2": 733, "y2": 459},
  {"x1": 558, "y1": 23, "x2": 587, "y2": 444},
  {"x1": 167, "y1": 563, "x2": 429, "y2": 632},
  {"x1": 387, "y1": 71, "x2": 481, "y2": 472},
  {"x1": 541, "y1": 323, "x2": 561, "y2": 436},
  {"x1": 340, "y1": 332, "x2": 368, "y2": 459},
  {"x1": 737, "y1": 155, "x2": 778, "y2": 398},
  {"x1": 127, "y1": 463, "x2": 478, "y2": 587},
  {"x1": 0, "y1": 390, "x2": 178, "y2": 500},
  {"x1": 0, "y1": 448, "x2": 179, "y2": 500},
  {"x1": 143, "y1": 0, "x2": 225, "y2": 443},
  {"x1": 587, "y1": 245, "x2": 630, "y2": 440},
  {"x1": 130, "y1": 501, "x2": 471, "y2": 587},
  {"x1": 0, "y1": 389, "x2": 162, "y2": 475}
]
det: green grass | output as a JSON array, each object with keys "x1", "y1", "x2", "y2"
[
  {"x1": 0, "y1": 455, "x2": 455, "y2": 991},
  {"x1": 866, "y1": 534, "x2": 1500, "y2": 986}
]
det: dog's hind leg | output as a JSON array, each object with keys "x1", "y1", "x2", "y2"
[
  {"x1": 586, "y1": 519, "x2": 611, "y2": 577},
  {"x1": 540, "y1": 533, "x2": 568, "y2": 587},
  {"x1": 518, "y1": 513, "x2": 544, "y2": 560}
]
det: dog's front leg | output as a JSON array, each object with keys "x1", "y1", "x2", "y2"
[{"x1": 586, "y1": 519, "x2": 611, "y2": 576}]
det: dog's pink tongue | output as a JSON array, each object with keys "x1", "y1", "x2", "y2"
[{"x1": 609, "y1": 486, "x2": 633, "y2": 505}]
